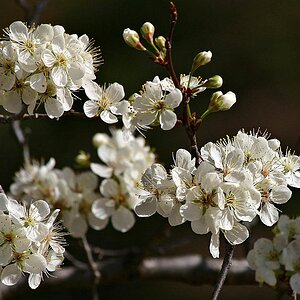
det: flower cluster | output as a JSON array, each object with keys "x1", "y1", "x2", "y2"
[
  {"x1": 247, "y1": 215, "x2": 300, "y2": 295},
  {"x1": 9, "y1": 158, "x2": 105, "y2": 238},
  {"x1": 0, "y1": 21, "x2": 101, "y2": 118},
  {"x1": 0, "y1": 193, "x2": 65, "y2": 289},
  {"x1": 90, "y1": 128, "x2": 156, "y2": 232},
  {"x1": 135, "y1": 130, "x2": 300, "y2": 257}
]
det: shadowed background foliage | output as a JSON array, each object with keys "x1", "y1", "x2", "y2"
[{"x1": 0, "y1": 0, "x2": 300, "y2": 299}]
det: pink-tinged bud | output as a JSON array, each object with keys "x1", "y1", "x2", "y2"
[
  {"x1": 123, "y1": 28, "x2": 146, "y2": 51},
  {"x1": 209, "y1": 91, "x2": 236, "y2": 111},
  {"x1": 191, "y1": 51, "x2": 212, "y2": 72},
  {"x1": 141, "y1": 22, "x2": 155, "y2": 44}
]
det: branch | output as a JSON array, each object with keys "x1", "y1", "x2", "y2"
[
  {"x1": 0, "y1": 255, "x2": 256, "y2": 299},
  {"x1": 165, "y1": 2, "x2": 180, "y2": 89},
  {"x1": 0, "y1": 110, "x2": 96, "y2": 124},
  {"x1": 211, "y1": 241, "x2": 235, "y2": 300}
]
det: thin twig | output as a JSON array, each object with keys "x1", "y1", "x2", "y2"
[
  {"x1": 11, "y1": 120, "x2": 30, "y2": 164},
  {"x1": 165, "y1": 2, "x2": 180, "y2": 89},
  {"x1": 211, "y1": 240, "x2": 235, "y2": 300},
  {"x1": 82, "y1": 236, "x2": 101, "y2": 300},
  {"x1": 16, "y1": 0, "x2": 49, "y2": 25},
  {"x1": 29, "y1": 0, "x2": 49, "y2": 25}
]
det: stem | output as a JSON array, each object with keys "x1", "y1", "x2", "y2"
[
  {"x1": 82, "y1": 236, "x2": 101, "y2": 300},
  {"x1": 165, "y1": 2, "x2": 180, "y2": 89},
  {"x1": 211, "y1": 240, "x2": 235, "y2": 300}
]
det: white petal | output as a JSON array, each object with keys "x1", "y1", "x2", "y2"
[
  {"x1": 210, "y1": 233, "x2": 220, "y2": 258},
  {"x1": 90, "y1": 163, "x2": 113, "y2": 178},
  {"x1": 69, "y1": 62, "x2": 85, "y2": 81},
  {"x1": 83, "y1": 100, "x2": 99, "y2": 118},
  {"x1": 22, "y1": 86, "x2": 38, "y2": 105},
  {"x1": 290, "y1": 273, "x2": 300, "y2": 294},
  {"x1": 260, "y1": 203, "x2": 279, "y2": 226},
  {"x1": 180, "y1": 203, "x2": 201, "y2": 221},
  {"x1": 51, "y1": 66, "x2": 67, "y2": 87},
  {"x1": 1, "y1": 264, "x2": 21, "y2": 286},
  {"x1": 164, "y1": 88, "x2": 182, "y2": 108},
  {"x1": 29, "y1": 73, "x2": 47, "y2": 93},
  {"x1": 88, "y1": 212, "x2": 109, "y2": 230},
  {"x1": 2, "y1": 91, "x2": 22, "y2": 113},
  {"x1": 224, "y1": 222, "x2": 249, "y2": 245},
  {"x1": 0, "y1": 193, "x2": 8, "y2": 210},
  {"x1": 106, "y1": 83, "x2": 125, "y2": 103},
  {"x1": 45, "y1": 97, "x2": 64, "y2": 118},
  {"x1": 134, "y1": 196, "x2": 157, "y2": 217},
  {"x1": 24, "y1": 254, "x2": 47, "y2": 274},
  {"x1": 159, "y1": 109, "x2": 177, "y2": 130},
  {"x1": 92, "y1": 199, "x2": 114, "y2": 220},
  {"x1": 100, "y1": 110, "x2": 118, "y2": 124},
  {"x1": 30, "y1": 200, "x2": 50, "y2": 220},
  {"x1": 42, "y1": 49, "x2": 56, "y2": 67},
  {"x1": 111, "y1": 206, "x2": 135, "y2": 232},
  {"x1": 28, "y1": 273, "x2": 42, "y2": 289},
  {"x1": 191, "y1": 218, "x2": 209, "y2": 234}
]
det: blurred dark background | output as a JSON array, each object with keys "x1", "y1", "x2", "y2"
[{"x1": 0, "y1": 0, "x2": 300, "y2": 299}]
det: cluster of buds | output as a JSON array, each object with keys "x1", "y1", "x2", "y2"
[
  {"x1": 135, "y1": 130, "x2": 300, "y2": 258},
  {"x1": 123, "y1": 22, "x2": 167, "y2": 64},
  {"x1": 0, "y1": 193, "x2": 65, "y2": 289},
  {"x1": 247, "y1": 215, "x2": 300, "y2": 295},
  {"x1": 0, "y1": 21, "x2": 101, "y2": 118}
]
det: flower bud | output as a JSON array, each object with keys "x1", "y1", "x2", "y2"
[
  {"x1": 76, "y1": 151, "x2": 91, "y2": 167},
  {"x1": 191, "y1": 51, "x2": 212, "y2": 73},
  {"x1": 93, "y1": 133, "x2": 110, "y2": 147},
  {"x1": 155, "y1": 36, "x2": 166, "y2": 50},
  {"x1": 123, "y1": 28, "x2": 146, "y2": 51},
  {"x1": 202, "y1": 75, "x2": 223, "y2": 89},
  {"x1": 141, "y1": 22, "x2": 155, "y2": 44},
  {"x1": 209, "y1": 91, "x2": 236, "y2": 112}
]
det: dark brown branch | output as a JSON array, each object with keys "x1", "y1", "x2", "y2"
[{"x1": 211, "y1": 241, "x2": 235, "y2": 300}]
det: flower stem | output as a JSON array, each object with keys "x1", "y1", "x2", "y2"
[{"x1": 211, "y1": 240, "x2": 235, "y2": 300}]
